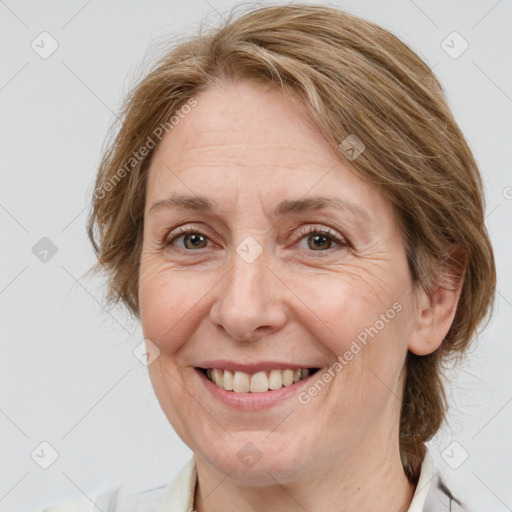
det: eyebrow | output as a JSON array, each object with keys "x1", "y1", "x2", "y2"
[{"x1": 148, "y1": 193, "x2": 371, "y2": 221}]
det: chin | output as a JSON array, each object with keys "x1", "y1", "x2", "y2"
[{"x1": 197, "y1": 434, "x2": 315, "y2": 486}]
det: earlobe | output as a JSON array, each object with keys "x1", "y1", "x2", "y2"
[{"x1": 408, "y1": 246, "x2": 466, "y2": 356}]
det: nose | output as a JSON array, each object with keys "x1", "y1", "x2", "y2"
[{"x1": 209, "y1": 247, "x2": 288, "y2": 343}]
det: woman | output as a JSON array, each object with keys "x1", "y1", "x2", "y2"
[{"x1": 42, "y1": 4, "x2": 495, "y2": 511}]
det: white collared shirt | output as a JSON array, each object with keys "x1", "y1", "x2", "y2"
[{"x1": 41, "y1": 447, "x2": 465, "y2": 511}]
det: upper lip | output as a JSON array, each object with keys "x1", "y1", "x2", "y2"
[{"x1": 196, "y1": 360, "x2": 320, "y2": 373}]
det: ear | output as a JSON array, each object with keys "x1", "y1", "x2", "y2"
[{"x1": 408, "y1": 246, "x2": 467, "y2": 356}]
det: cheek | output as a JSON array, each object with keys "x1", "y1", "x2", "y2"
[
  {"x1": 300, "y1": 273, "x2": 410, "y2": 421},
  {"x1": 293, "y1": 265, "x2": 409, "y2": 347},
  {"x1": 288, "y1": 263, "x2": 412, "y2": 403},
  {"x1": 139, "y1": 255, "x2": 223, "y2": 355},
  {"x1": 138, "y1": 260, "x2": 206, "y2": 352}
]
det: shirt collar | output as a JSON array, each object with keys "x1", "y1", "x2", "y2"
[
  {"x1": 407, "y1": 447, "x2": 436, "y2": 512},
  {"x1": 159, "y1": 448, "x2": 437, "y2": 512}
]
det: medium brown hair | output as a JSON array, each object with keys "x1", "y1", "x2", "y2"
[{"x1": 87, "y1": 3, "x2": 496, "y2": 483}]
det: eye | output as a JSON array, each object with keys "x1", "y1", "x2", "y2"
[
  {"x1": 295, "y1": 225, "x2": 348, "y2": 252},
  {"x1": 163, "y1": 225, "x2": 349, "y2": 253},
  {"x1": 164, "y1": 227, "x2": 211, "y2": 250}
]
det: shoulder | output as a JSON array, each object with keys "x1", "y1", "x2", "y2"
[
  {"x1": 39, "y1": 484, "x2": 168, "y2": 512},
  {"x1": 411, "y1": 447, "x2": 469, "y2": 512},
  {"x1": 39, "y1": 457, "x2": 196, "y2": 512},
  {"x1": 39, "y1": 496, "x2": 92, "y2": 512},
  {"x1": 423, "y1": 472, "x2": 468, "y2": 512}
]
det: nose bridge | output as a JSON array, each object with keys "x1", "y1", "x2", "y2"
[{"x1": 210, "y1": 242, "x2": 286, "y2": 341}]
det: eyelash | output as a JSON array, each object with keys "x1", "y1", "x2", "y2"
[{"x1": 164, "y1": 225, "x2": 349, "y2": 255}]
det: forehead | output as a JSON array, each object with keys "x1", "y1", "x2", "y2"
[
  {"x1": 151, "y1": 80, "x2": 333, "y2": 169},
  {"x1": 145, "y1": 80, "x2": 386, "y2": 222}
]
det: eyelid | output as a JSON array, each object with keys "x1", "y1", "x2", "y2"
[
  {"x1": 163, "y1": 223, "x2": 349, "y2": 252},
  {"x1": 292, "y1": 224, "x2": 348, "y2": 247},
  {"x1": 164, "y1": 224, "x2": 213, "y2": 247}
]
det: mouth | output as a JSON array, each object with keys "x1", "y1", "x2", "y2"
[{"x1": 196, "y1": 367, "x2": 320, "y2": 393}]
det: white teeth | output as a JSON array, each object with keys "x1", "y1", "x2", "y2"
[
  {"x1": 233, "y1": 371, "x2": 250, "y2": 393},
  {"x1": 268, "y1": 369, "x2": 283, "y2": 389},
  {"x1": 212, "y1": 368, "x2": 223, "y2": 387},
  {"x1": 249, "y1": 371, "x2": 268, "y2": 393},
  {"x1": 223, "y1": 370, "x2": 234, "y2": 391},
  {"x1": 205, "y1": 368, "x2": 314, "y2": 393},
  {"x1": 282, "y1": 369, "x2": 294, "y2": 386}
]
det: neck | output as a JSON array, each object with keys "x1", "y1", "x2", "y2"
[{"x1": 193, "y1": 437, "x2": 415, "y2": 512}]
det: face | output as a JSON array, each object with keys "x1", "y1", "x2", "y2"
[{"x1": 138, "y1": 80, "x2": 421, "y2": 485}]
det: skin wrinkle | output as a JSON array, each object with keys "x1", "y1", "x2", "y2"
[
  {"x1": 137, "y1": 80, "x2": 459, "y2": 512},
  {"x1": 83, "y1": 7, "x2": 497, "y2": 505}
]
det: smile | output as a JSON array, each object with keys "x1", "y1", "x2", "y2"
[{"x1": 198, "y1": 367, "x2": 320, "y2": 393}]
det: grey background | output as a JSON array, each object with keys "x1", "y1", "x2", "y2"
[{"x1": 0, "y1": 0, "x2": 511, "y2": 510}]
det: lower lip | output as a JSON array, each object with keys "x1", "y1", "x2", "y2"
[{"x1": 195, "y1": 368, "x2": 320, "y2": 411}]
